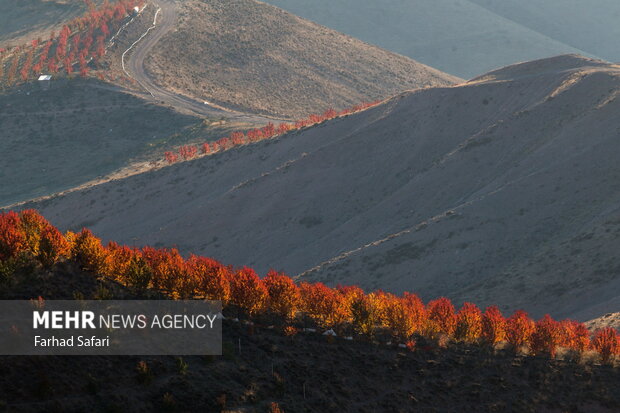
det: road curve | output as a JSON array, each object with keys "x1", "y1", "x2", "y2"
[{"x1": 124, "y1": 0, "x2": 277, "y2": 124}]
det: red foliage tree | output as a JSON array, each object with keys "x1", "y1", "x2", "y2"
[
  {"x1": 350, "y1": 294, "x2": 380, "y2": 336},
  {"x1": 37, "y1": 225, "x2": 69, "y2": 268},
  {"x1": 337, "y1": 284, "x2": 365, "y2": 313},
  {"x1": 592, "y1": 327, "x2": 619, "y2": 363},
  {"x1": 385, "y1": 293, "x2": 426, "y2": 340},
  {"x1": 228, "y1": 267, "x2": 268, "y2": 316},
  {"x1": 64, "y1": 56, "x2": 74, "y2": 75},
  {"x1": 299, "y1": 282, "x2": 348, "y2": 329},
  {"x1": 186, "y1": 255, "x2": 231, "y2": 304},
  {"x1": 531, "y1": 314, "x2": 563, "y2": 357},
  {"x1": 481, "y1": 306, "x2": 506, "y2": 345},
  {"x1": 201, "y1": 143, "x2": 211, "y2": 155},
  {"x1": 47, "y1": 57, "x2": 58, "y2": 73},
  {"x1": 559, "y1": 320, "x2": 590, "y2": 354},
  {"x1": 164, "y1": 151, "x2": 178, "y2": 163},
  {"x1": 0, "y1": 211, "x2": 26, "y2": 260},
  {"x1": 72, "y1": 34, "x2": 81, "y2": 54},
  {"x1": 261, "y1": 122, "x2": 275, "y2": 139},
  {"x1": 19, "y1": 48, "x2": 34, "y2": 81},
  {"x1": 506, "y1": 310, "x2": 535, "y2": 351},
  {"x1": 277, "y1": 123, "x2": 292, "y2": 134},
  {"x1": 56, "y1": 25, "x2": 71, "y2": 60},
  {"x1": 426, "y1": 297, "x2": 457, "y2": 337},
  {"x1": 100, "y1": 22, "x2": 110, "y2": 37},
  {"x1": 217, "y1": 137, "x2": 231, "y2": 150},
  {"x1": 455, "y1": 302, "x2": 483, "y2": 342},
  {"x1": 178, "y1": 145, "x2": 198, "y2": 160},
  {"x1": 323, "y1": 108, "x2": 337, "y2": 119},
  {"x1": 263, "y1": 270, "x2": 300, "y2": 321},
  {"x1": 247, "y1": 129, "x2": 264, "y2": 143},
  {"x1": 72, "y1": 228, "x2": 107, "y2": 274},
  {"x1": 18, "y1": 209, "x2": 52, "y2": 254},
  {"x1": 230, "y1": 131, "x2": 245, "y2": 146},
  {"x1": 141, "y1": 247, "x2": 188, "y2": 297}
]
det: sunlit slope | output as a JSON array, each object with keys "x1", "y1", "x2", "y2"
[{"x1": 142, "y1": 0, "x2": 460, "y2": 119}]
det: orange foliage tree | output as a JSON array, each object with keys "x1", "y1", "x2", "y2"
[
  {"x1": 0, "y1": 211, "x2": 26, "y2": 260},
  {"x1": 481, "y1": 306, "x2": 506, "y2": 345},
  {"x1": 506, "y1": 310, "x2": 535, "y2": 352},
  {"x1": 592, "y1": 327, "x2": 619, "y2": 363},
  {"x1": 186, "y1": 255, "x2": 231, "y2": 304},
  {"x1": 141, "y1": 247, "x2": 189, "y2": 298},
  {"x1": 299, "y1": 282, "x2": 349, "y2": 329},
  {"x1": 37, "y1": 226, "x2": 69, "y2": 268},
  {"x1": 104, "y1": 242, "x2": 135, "y2": 282},
  {"x1": 72, "y1": 228, "x2": 108, "y2": 274},
  {"x1": 228, "y1": 267, "x2": 268, "y2": 317},
  {"x1": 559, "y1": 320, "x2": 590, "y2": 354},
  {"x1": 19, "y1": 209, "x2": 52, "y2": 255},
  {"x1": 385, "y1": 293, "x2": 426, "y2": 341},
  {"x1": 263, "y1": 270, "x2": 300, "y2": 321},
  {"x1": 426, "y1": 297, "x2": 457, "y2": 337},
  {"x1": 455, "y1": 302, "x2": 483, "y2": 343},
  {"x1": 350, "y1": 294, "x2": 380, "y2": 337}
]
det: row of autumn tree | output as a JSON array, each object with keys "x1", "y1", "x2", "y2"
[
  {"x1": 0, "y1": 0, "x2": 143, "y2": 85},
  {"x1": 1, "y1": 209, "x2": 618, "y2": 363},
  {"x1": 164, "y1": 102, "x2": 382, "y2": 164}
]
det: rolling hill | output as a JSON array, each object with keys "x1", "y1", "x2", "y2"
[
  {"x1": 0, "y1": 0, "x2": 458, "y2": 206},
  {"x1": 262, "y1": 0, "x2": 614, "y2": 79},
  {"x1": 18, "y1": 55, "x2": 620, "y2": 321},
  {"x1": 141, "y1": 0, "x2": 460, "y2": 119}
]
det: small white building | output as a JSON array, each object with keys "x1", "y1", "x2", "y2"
[{"x1": 38, "y1": 75, "x2": 52, "y2": 90}]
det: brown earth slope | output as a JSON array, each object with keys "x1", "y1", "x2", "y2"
[
  {"x1": 17, "y1": 55, "x2": 620, "y2": 321},
  {"x1": 587, "y1": 313, "x2": 620, "y2": 332},
  {"x1": 143, "y1": 0, "x2": 460, "y2": 119}
]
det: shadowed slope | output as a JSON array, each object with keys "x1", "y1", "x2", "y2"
[{"x1": 20, "y1": 55, "x2": 620, "y2": 320}]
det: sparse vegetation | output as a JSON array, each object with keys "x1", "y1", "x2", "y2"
[
  {"x1": 163, "y1": 101, "x2": 381, "y2": 164},
  {"x1": 0, "y1": 0, "x2": 144, "y2": 88}
]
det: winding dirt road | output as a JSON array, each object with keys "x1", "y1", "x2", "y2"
[{"x1": 123, "y1": 0, "x2": 276, "y2": 124}]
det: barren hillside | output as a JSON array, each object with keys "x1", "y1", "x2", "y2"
[
  {"x1": 587, "y1": 313, "x2": 620, "y2": 332},
  {"x1": 263, "y1": 0, "x2": 604, "y2": 79},
  {"x1": 143, "y1": 0, "x2": 460, "y2": 119},
  {"x1": 18, "y1": 55, "x2": 620, "y2": 320}
]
